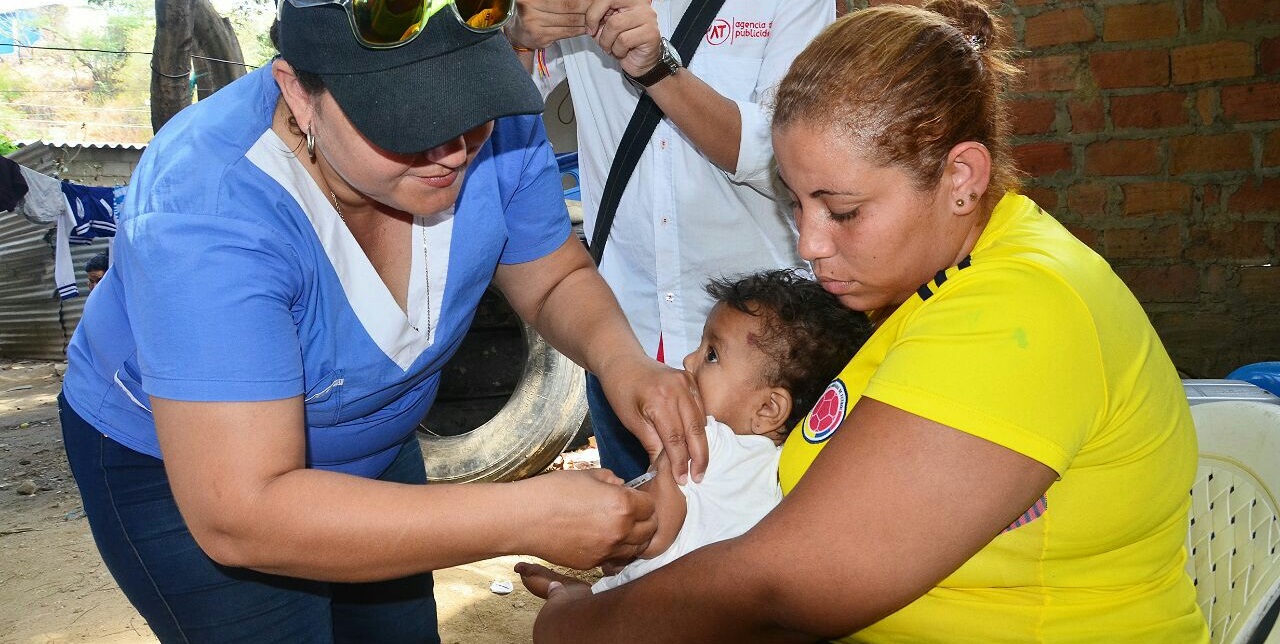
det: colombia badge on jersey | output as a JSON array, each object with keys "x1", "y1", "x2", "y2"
[{"x1": 802, "y1": 379, "x2": 848, "y2": 444}]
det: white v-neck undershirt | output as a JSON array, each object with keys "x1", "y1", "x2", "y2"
[{"x1": 246, "y1": 129, "x2": 453, "y2": 370}]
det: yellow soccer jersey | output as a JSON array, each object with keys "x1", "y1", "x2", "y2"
[{"x1": 779, "y1": 193, "x2": 1208, "y2": 643}]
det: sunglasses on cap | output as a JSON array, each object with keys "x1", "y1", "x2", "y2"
[{"x1": 279, "y1": 0, "x2": 515, "y2": 49}]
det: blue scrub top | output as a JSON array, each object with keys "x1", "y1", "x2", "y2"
[{"x1": 63, "y1": 66, "x2": 571, "y2": 477}]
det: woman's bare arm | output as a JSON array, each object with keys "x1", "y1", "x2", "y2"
[
  {"x1": 530, "y1": 397, "x2": 1058, "y2": 642},
  {"x1": 153, "y1": 396, "x2": 657, "y2": 583},
  {"x1": 494, "y1": 236, "x2": 708, "y2": 482}
]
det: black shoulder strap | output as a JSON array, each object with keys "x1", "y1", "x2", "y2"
[{"x1": 588, "y1": 0, "x2": 727, "y2": 265}]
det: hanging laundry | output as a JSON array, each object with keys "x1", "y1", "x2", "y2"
[
  {"x1": 0, "y1": 156, "x2": 29, "y2": 211},
  {"x1": 12, "y1": 165, "x2": 65, "y2": 225},
  {"x1": 54, "y1": 201, "x2": 79, "y2": 299},
  {"x1": 53, "y1": 183, "x2": 124, "y2": 299},
  {"x1": 61, "y1": 182, "x2": 119, "y2": 244},
  {"x1": 1, "y1": 157, "x2": 123, "y2": 299}
]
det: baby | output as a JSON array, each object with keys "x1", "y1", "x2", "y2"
[{"x1": 591, "y1": 268, "x2": 872, "y2": 592}]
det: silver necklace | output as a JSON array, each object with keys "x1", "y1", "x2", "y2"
[{"x1": 331, "y1": 192, "x2": 431, "y2": 339}]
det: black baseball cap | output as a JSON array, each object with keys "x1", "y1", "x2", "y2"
[{"x1": 277, "y1": 2, "x2": 545, "y2": 154}]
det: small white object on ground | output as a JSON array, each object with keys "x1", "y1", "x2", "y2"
[{"x1": 490, "y1": 579, "x2": 514, "y2": 595}]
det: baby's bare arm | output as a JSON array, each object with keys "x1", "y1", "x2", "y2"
[{"x1": 635, "y1": 453, "x2": 687, "y2": 560}]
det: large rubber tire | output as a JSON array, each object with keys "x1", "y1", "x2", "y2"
[{"x1": 418, "y1": 302, "x2": 587, "y2": 483}]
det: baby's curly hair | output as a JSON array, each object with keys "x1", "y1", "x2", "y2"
[{"x1": 706, "y1": 269, "x2": 873, "y2": 431}]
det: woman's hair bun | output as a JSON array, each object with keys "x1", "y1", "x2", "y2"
[{"x1": 924, "y1": 0, "x2": 998, "y2": 51}]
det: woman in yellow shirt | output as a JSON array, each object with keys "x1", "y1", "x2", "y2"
[{"x1": 520, "y1": 0, "x2": 1207, "y2": 641}]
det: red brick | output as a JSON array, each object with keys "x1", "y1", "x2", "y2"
[
  {"x1": 1204, "y1": 184, "x2": 1221, "y2": 211},
  {"x1": 1169, "y1": 133, "x2": 1253, "y2": 174},
  {"x1": 1229, "y1": 176, "x2": 1280, "y2": 213},
  {"x1": 1239, "y1": 266, "x2": 1280, "y2": 303},
  {"x1": 1103, "y1": 3, "x2": 1178, "y2": 42},
  {"x1": 1021, "y1": 55, "x2": 1079, "y2": 93},
  {"x1": 1187, "y1": 0, "x2": 1203, "y2": 32},
  {"x1": 1187, "y1": 222, "x2": 1271, "y2": 261},
  {"x1": 1068, "y1": 182, "x2": 1109, "y2": 216},
  {"x1": 1069, "y1": 99, "x2": 1104, "y2": 133},
  {"x1": 1194, "y1": 88, "x2": 1217, "y2": 126},
  {"x1": 1123, "y1": 182, "x2": 1194, "y2": 215},
  {"x1": 1066, "y1": 224, "x2": 1101, "y2": 249},
  {"x1": 1265, "y1": 129, "x2": 1280, "y2": 167},
  {"x1": 1026, "y1": 8, "x2": 1095, "y2": 48},
  {"x1": 1263, "y1": 37, "x2": 1280, "y2": 75},
  {"x1": 1116, "y1": 265, "x2": 1199, "y2": 303},
  {"x1": 1218, "y1": 0, "x2": 1280, "y2": 27},
  {"x1": 1023, "y1": 186, "x2": 1060, "y2": 212},
  {"x1": 1010, "y1": 99, "x2": 1057, "y2": 135},
  {"x1": 1105, "y1": 224, "x2": 1183, "y2": 258},
  {"x1": 1091, "y1": 49, "x2": 1169, "y2": 89},
  {"x1": 1014, "y1": 142, "x2": 1073, "y2": 177},
  {"x1": 1222, "y1": 83, "x2": 1280, "y2": 123},
  {"x1": 1204, "y1": 264, "x2": 1229, "y2": 298},
  {"x1": 1172, "y1": 41, "x2": 1254, "y2": 85},
  {"x1": 1111, "y1": 92, "x2": 1188, "y2": 129},
  {"x1": 1084, "y1": 139, "x2": 1161, "y2": 176}
]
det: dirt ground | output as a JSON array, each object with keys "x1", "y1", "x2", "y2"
[{"x1": 0, "y1": 359, "x2": 596, "y2": 644}]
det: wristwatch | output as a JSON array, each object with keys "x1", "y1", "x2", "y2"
[{"x1": 626, "y1": 38, "x2": 683, "y2": 90}]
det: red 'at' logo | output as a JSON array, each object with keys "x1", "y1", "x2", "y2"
[
  {"x1": 706, "y1": 19, "x2": 731, "y2": 45},
  {"x1": 802, "y1": 380, "x2": 847, "y2": 444}
]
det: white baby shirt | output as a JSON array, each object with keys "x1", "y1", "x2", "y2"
[{"x1": 592, "y1": 416, "x2": 782, "y2": 593}]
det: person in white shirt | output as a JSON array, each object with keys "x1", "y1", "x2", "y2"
[
  {"x1": 518, "y1": 269, "x2": 872, "y2": 593},
  {"x1": 506, "y1": 0, "x2": 835, "y2": 483}
]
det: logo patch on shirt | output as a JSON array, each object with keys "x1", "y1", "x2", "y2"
[
  {"x1": 1001, "y1": 495, "x2": 1048, "y2": 534},
  {"x1": 704, "y1": 18, "x2": 772, "y2": 46},
  {"x1": 802, "y1": 380, "x2": 847, "y2": 444}
]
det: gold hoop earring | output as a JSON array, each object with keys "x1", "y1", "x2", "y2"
[{"x1": 305, "y1": 124, "x2": 316, "y2": 160}]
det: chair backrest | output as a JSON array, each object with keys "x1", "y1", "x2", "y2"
[{"x1": 1188, "y1": 401, "x2": 1280, "y2": 644}]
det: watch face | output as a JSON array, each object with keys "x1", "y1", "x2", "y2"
[{"x1": 663, "y1": 38, "x2": 683, "y2": 67}]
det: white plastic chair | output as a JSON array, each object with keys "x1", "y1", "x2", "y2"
[{"x1": 1188, "y1": 400, "x2": 1280, "y2": 644}]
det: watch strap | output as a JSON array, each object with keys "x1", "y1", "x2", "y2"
[{"x1": 628, "y1": 39, "x2": 679, "y2": 88}]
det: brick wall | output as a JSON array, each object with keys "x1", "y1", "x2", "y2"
[
  {"x1": 839, "y1": 0, "x2": 1279, "y2": 377},
  {"x1": 50, "y1": 146, "x2": 141, "y2": 186}
]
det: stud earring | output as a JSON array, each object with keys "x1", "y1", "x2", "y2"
[{"x1": 955, "y1": 198, "x2": 965, "y2": 207}]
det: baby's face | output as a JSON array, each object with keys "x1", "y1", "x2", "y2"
[{"x1": 682, "y1": 303, "x2": 773, "y2": 435}]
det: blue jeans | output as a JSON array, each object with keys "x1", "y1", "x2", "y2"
[
  {"x1": 585, "y1": 373, "x2": 650, "y2": 481},
  {"x1": 60, "y1": 394, "x2": 440, "y2": 644}
]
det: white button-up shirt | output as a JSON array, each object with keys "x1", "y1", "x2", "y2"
[{"x1": 536, "y1": 0, "x2": 834, "y2": 366}]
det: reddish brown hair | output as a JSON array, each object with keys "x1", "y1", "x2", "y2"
[{"x1": 773, "y1": 0, "x2": 1021, "y2": 209}]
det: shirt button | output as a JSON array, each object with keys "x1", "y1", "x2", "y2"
[
  {"x1": 665, "y1": 293, "x2": 674, "y2": 302},
  {"x1": 660, "y1": 140, "x2": 667, "y2": 150},
  {"x1": 661, "y1": 217, "x2": 669, "y2": 225}
]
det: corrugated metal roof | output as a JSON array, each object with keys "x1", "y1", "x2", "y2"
[
  {"x1": 14, "y1": 139, "x2": 148, "y2": 151},
  {"x1": 1, "y1": 144, "x2": 123, "y2": 359}
]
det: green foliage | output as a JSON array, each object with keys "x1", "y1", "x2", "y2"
[
  {"x1": 0, "y1": 63, "x2": 29, "y2": 102},
  {"x1": 219, "y1": 0, "x2": 277, "y2": 68},
  {"x1": 0, "y1": 66, "x2": 29, "y2": 141},
  {"x1": 0, "y1": 134, "x2": 17, "y2": 157},
  {"x1": 73, "y1": 11, "x2": 146, "y2": 102}
]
